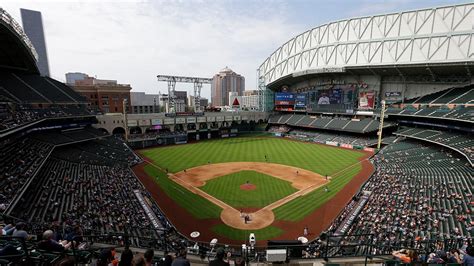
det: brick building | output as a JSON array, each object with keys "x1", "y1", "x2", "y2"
[{"x1": 66, "y1": 73, "x2": 131, "y2": 113}]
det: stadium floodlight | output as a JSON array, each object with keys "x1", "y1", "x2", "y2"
[
  {"x1": 157, "y1": 75, "x2": 212, "y2": 113},
  {"x1": 122, "y1": 98, "x2": 129, "y2": 141}
]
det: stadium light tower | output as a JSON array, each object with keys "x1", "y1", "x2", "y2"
[
  {"x1": 157, "y1": 75, "x2": 212, "y2": 113},
  {"x1": 123, "y1": 98, "x2": 129, "y2": 141},
  {"x1": 377, "y1": 100, "x2": 386, "y2": 150}
]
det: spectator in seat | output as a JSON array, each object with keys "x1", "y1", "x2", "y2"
[
  {"x1": 12, "y1": 222, "x2": 31, "y2": 240},
  {"x1": 132, "y1": 254, "x2": 146, "y2": 266},
  {"x1": 38, "y1": 230, "x2": 71, "y2": 252},
  {"x1": 0, "y1": 245, "x2": 20, "y2": 256},
  {"x1": 0, "y1": 224, "x2": 15, "y2": 236},
  {"x1": 209, "y1": 248, "x2": 230, "y2": 266},
  {"x1": 119, "y1": 249, "x2": 134, "y2": 266},
  {"x1": 446, "y1": 249, "x2": 462, "y2": 264},
  {"x1": 233, "y1": 257, "x2": 245, "y2": 266},
  {"x1": 392, "y1": 249, "x2": 418, "y2": 264},
  {"x1": 463, "y1": 245, "x2": 474, "y2": 266},
  {"x1": 97, "y1": 248, "x2": 114, "y2": 266},
  {"x1": 161, "y1": 251, "x2": 173, "y2": 266},
  {"x1": 144, "y1": 249, "x2": 154, "y2": 266},
  {"x1": 171, "y1": 249, "x2": 190, "y2": 266}
]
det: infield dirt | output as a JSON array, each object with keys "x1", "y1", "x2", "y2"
[{"x1": 133, "y1": 147, "x2": 374, "y2": 245}]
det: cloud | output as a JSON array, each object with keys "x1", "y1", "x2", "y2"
[
  {"x1": 1, "y1": 0, "x2": 300, "y2": 99},
  {"x1": 1, "y1": 0, "x2": 461, "y2": 100}
]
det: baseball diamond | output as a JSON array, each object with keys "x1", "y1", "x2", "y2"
[
  {"x1": 0, "y1": 2, "x2": 472, "y2": 264},
  {"x1": 134, "y1": 137, "x2": 373, "y2": 243}
]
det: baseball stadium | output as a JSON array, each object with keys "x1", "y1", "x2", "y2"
[{"x1": 0, "y1": 2, "x2": 472, "y2": 265}]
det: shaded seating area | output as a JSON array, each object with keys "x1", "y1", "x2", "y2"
[
  {"x1": 0, "y1": 103, "x2": 92, "y2": 133},
  {"x1": 31, "y1": 127, "x2": 108, "y2": 146},
  {"x1": 395, "y1": 127, "x2": 473, "y2": 164},
  {"x1": 385, "y1": 105, "x2": 473, "y2": 122},
  {"x1": 0, "y1": 72, "x2": 87, "y2": 104},
  {"x1": 405, "y1": 85, "x2": 473, "y2": 105},
  {"x1": 268, "y1": 114, "x2": 387, "y2": 133},
  {"x1": 52, "y1": 137, "x2": 141, "y2": 166},
  {"x1": 0, "y1": 137, "x2": 53, "y2": 208},
  {"x1": 287, "y1": 129, "x2": 379, "y2": 147}
]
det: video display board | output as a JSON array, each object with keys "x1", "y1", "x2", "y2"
[
  {"x1": 274, "y1": 92, "x2": 295, "y2": 111},
  {"x1": 294, "y1": 94, "x2": 307, "y2": 109},
  {"x1": 358, "y1": 91, "x2": 375, "y2": 109}
]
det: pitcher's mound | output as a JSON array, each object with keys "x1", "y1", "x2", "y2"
[{"x1": 240, "y1": 183, "x2": 256, "y2": 190}]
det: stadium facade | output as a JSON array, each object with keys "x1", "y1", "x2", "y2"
[{"x1": 257, "y1": 3, "x2": 473, "y2": 112}]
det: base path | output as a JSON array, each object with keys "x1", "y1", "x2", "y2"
[
  {"x1": 174, "y1": 162, "x2": 327, "y2": 190},
  {"x1": 169, "y1": 162, "x2": 328, "y2": 230},
  {"x1": 133, "y1": 148, "x2": 374, "y2": 245}
]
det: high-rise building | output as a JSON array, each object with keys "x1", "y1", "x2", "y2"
[
  {"x1": 211, "y1": 67, "x2": 244, "y2": 106},
  {"x1": 65, "y1": 72, "x2": 88, "y2": 85},
  {"x1": 130, "y1": 92, "x2": 161, "y2": 114},
  {"x1": 241, "y1": 90, "x2": 260, "y2": 110},
  {"x1": 187, "y1": 95, "x2": 209, "y2": 111},
  {"x1": 20, "y1": 9, "x2": 50, "y2": 76}
]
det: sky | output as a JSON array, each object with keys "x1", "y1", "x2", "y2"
[{"x1": 1, "y1": 0, "x2": 467, "y2": 99}]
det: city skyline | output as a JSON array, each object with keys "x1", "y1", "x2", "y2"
[{"x1": 2, "y1": 0, "x2": 465, "y2": 100}]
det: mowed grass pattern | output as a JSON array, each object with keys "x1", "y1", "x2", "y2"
[
  {"x1": 141, "y1": 137, "x2": 364, "y2": 174},
  {"x1": 144, "y1": 165, "x2": 222, "y2": 219},
  {"x1": 200, "y1": 171, "x2": 297, "y2": 208},
  {"x1": 140, "y1": 136, "x2": 369, "y2": 240},
  {"x1": 273, "y1": 163, "x2": 362, "y2": 221}
]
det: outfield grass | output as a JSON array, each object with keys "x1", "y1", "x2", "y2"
[
  {"x1": 144, "y1": 165, "x2": 222, "y2": 219},
  {"x1": 141, "y1": 136, "x2": 368, "y2": 240},
  {"x1": 141, "y1": 137, "x2": 364, "y2": 174},
  {"x1": 200, "y1": 170, "x2": 297, "y2": 208}
]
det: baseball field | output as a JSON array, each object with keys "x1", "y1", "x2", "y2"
[{"x1": 133, "y1": 136, "x2": 374, "y2": 244}]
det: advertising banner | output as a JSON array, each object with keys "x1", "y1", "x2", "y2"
[
  {"x1": 275, "y1": 92, "x2": 295, "y2": 101},
  {"x1": 384, "y1": 91, "x2": 402, "y2": 104},
  {"x1": 295, "y1": 94, "x2": 307, "y2": 108},
  {"x1": 151, "y1": 119, "x2": 162, "y2": 125},
  {"x1": 340, "y1": 143, "x2": 353, "y2": 149},
  {"x1": 358, "y1": 91, "x2": 375, "y2": 109},
  {"x1": 325, "y1": 141, "x2": 338, "y2": 146},
  {"x1": 275, "y1": 100, "x2": 294, "y2": 105},
  {"x1": 163, "y1": 118, "x2": 175, "y2": 125},
  {"x1": 385, "y1": 91, "x2": 402, "y2": 97},
  {"x1": 275, "y1": 93, "x2": 295, "y2": 109},
  {"x1": 139, "y1": 119, "x2": 150, "y2": 126},
  {"x1": 175, "y1": 118, "x2": 186, "y2": 124}
]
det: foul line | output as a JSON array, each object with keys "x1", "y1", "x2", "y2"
[{"x1": 142, "y1": 158, "x2": 330, "y2": 214}]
